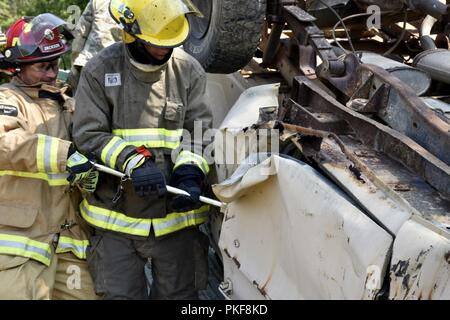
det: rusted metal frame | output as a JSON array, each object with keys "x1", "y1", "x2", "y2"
[
  {"x1": 355, "y1": 64, "x2": 450, "y2": 165},
  {"x1": 280, "y1": 122, "x2": 359, "y2": 159},
  {"x1": 269, "y1": 39, "x2": 300, "y2": 87},
  {"x1": 260, "y1": 4, "x2": 352, "y2": 87},
  {"x1": 287, "y1": 99, "x2": 350, "y2": 134},
  {"x1": 260, "y1": 34, "x2": 334, "y2": 96},
  {"x1": 282, "y1": 5, "x2": 346, "y2": 77},
  {"x1": 290, "y1": 76, "x2": 450, "y2": 198},
  {"x1": 322, "y1": 53, "x2": 362, "y2": 97},
  {"x1": 259, "y1": 19, "x2": 300, "y2": 85},
  {"x1": 262, "y1": 22, "x2": 285, "y2": 67},
  {"x1": 349, "y1": 73, "x2": 373, "y2": 99},
  {"x1": 298, "y1": 44, "x2": 317, "y2": 79},
  {"x1": 266, "y1": 0, "x2": 302, "y2": 24},
  {"x1": 349, "y1": 83, "x2": 392, "y2": 113}
]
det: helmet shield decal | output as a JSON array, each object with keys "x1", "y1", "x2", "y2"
[{"x1": 16, "y1": 13, "x2": 67, "y2": 58}]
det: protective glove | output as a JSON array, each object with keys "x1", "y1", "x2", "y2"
[
  {"x1": 169, "y1": 165, "x2": 205, "y2": 212},
  {"x1": 124, "y1": 147, "x2": 167, "y2": 198},
  {"x1": 66, "y1": 146, "x2": 98, "y2": 193}
]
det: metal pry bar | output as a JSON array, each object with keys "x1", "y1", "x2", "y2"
[{"x1": 92, "y1": 162, "x2": 225, "y2": 208}]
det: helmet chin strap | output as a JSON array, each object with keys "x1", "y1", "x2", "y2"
[{"x1": 127, "y1": 40, "x2": 173, "y2": 65}]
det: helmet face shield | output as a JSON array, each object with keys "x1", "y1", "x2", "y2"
[
  {"x1": 138, "y1": 0, "x2": 203, "y2": 36},
  {"x1": 110, "y1": 0, "x2": 203, "y2": 48},
  {"x1": 4, "y1": 13, "x2": 70, "y2": 63},
  {"x1": 16, "y1": 13, "x2": 67, "y2": 58}
]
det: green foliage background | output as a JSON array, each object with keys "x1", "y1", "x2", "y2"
[{"x1": 0, "y1": 0, "x2": 90, "y2": 31}]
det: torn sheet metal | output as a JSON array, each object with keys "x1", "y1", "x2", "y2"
[
  {"x1": 214, "y1": 84, "x2": 280, "y2": 183},
  {"x1": 206, "y1": 72, "x2": 251, "y2": 129},
  {"x1": 389, "y1": 216, "x2": 450, "y2": 300},
  {"x1": 213, "y1": 154, "x2": 393, "y2": 299},
  {"x1": 219, "y1": 83, "x2": 280, "y2": 131}
]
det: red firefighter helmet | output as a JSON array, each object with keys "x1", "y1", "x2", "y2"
[{"x1": 3, "y1": 13, "x2": 72, "y2": 64}]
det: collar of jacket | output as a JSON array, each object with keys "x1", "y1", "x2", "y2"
[
  {"x1": 123, "y1": 43, "x2": 168, "y2": 83},
  {"x1": 11, "y1": 77, "x2": 67, "y2": 101}
]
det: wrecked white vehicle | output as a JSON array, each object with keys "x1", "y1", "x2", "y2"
[{"x1": 185, "y1": 0, "x2": 450, "y2": 300}]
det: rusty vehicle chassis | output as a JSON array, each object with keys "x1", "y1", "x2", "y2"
[
  {"x1": 280, "y1": 76, "x2": 450, "y2": 222},
  {"x1": 261, "y1": 4, "x2": 450, "y2": 163},
  {"x1": 256, "y1": 4, "x2": 450, "y2": 225}
]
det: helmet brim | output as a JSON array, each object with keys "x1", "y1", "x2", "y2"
[{"x1": 16, "y1": 43, "x2": 70, "y2": 64}]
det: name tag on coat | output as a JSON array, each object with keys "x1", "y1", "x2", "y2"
[
  {"x1": 105, "y1": 73, "x2": 122, "y2": 87},
  {"x1": 0, "y1": 104, "x2": 18, "y2": 117}
]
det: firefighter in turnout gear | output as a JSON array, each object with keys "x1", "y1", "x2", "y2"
[
  {"x1": 73, "y1": 0, "x2": 213, "y2": 299},
  {"x1": 0, "y1": 14, "x2": 98, "y2": 300}
]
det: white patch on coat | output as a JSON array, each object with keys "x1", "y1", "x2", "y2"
[{"x1": 105, "y1": 73, "x2": 122, "y2": 87}]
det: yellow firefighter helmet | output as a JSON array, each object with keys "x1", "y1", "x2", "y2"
[{"x1": 109, "y1": 0, "x2": 203, "y2": 48}]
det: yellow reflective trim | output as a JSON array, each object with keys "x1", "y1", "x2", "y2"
[
  {"x1": 152, "y1": 205, "x2": 209, "y2": 237},
  {"x1": 56, "y1": 236, "x2": 90, "y2": 260},
  {"x1": 80, "y1": 200, "x2": 208, "y2": 238},
  {"x1": 36, "y1": 134, "x2": 46, "y2": 172},
  {"x1": 174, "y1": 151, "x2": 209, "y2": 174},
  {"x1": 112, "y1": 128, "x2": 183, "y2": 149},
  {"x1": 80, "y1": 200, "x2": 151, "y2": 237},
  {"x1": 50, "y1": 137, "x2": 59, "y2": 173},
  {"x1": 36, "y1": 135, "x2": 62, "y2": 174},
  {"x1": 57, "y1": 236, "x2": 89, "y2": 248},
  {"x1": 0, "y1": 234, "x2": 50, "y2": 250},
  {"x1": 0, "y1": 234, "x2": 52, "y2": 266},
  {"x1": 174, "y1": 157, "x2": 204, "y2": 171},
  {"x1": 113, "y1": 128, "x2": 183, "y2": 137},
  {"x1": 0, "y1": 247, "x2": 50, "y2": 266},
  {"x1": 100, "y1": 136, "x2": 130, "y2": 169},
  {"x1": 124, "y1": 140, "x2": 180, "y2": 149},
  {"x1": 0, "y1": 170, "x2": 69, "y2": 186}
]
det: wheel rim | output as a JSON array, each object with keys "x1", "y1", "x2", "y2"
[{"x1": 188, "y1": 0, "x2": 213, "y2": 40}]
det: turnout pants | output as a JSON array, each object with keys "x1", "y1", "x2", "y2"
[
  {"x1": 0, "y1": 250, "x2": 97, "y2": 300},
  {"x1": 87, "y1": 227, "x2": 210, "y2": 300}
]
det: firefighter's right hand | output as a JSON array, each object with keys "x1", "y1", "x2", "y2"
[
  {"x1": 124, "y1": 149, "x2": 167, "y2": 198},
  {"x1": 66, "y1": 148, "x2": 98, "y2": 193}
]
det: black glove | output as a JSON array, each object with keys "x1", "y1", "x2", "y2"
[
  {"x1": 170, "y1": 165, "x2": 206, "y2": 212},
  {"x1": 131, "y1": 158, "x2": 167, "y2": 198}
]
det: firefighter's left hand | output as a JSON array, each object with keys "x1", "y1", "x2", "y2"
[
  {"x1": 170, "y1": 165, "x2": 205, "y2": 212},
  {"x1": 66, "y1": 147, "x2": 99, "y2": 193}
]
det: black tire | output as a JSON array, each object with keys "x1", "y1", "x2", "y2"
[{"x1": 185, "y1": 0, "x2": 266, "y2": 74}]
